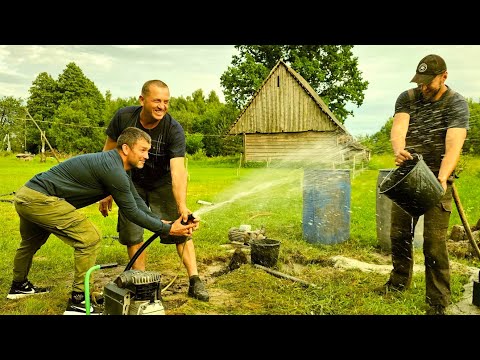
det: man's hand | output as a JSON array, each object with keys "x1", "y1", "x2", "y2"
[
  {"x1": 180, "y1": 208, "x2": 200, "y2": 231},
  {"x1": 438, "y1": 177, "x2": 448, "y2": 193},
  {"x1": 181, "y1": 213, "x2": 200, "y2": 230},
  {"x1": 168, "y1": 216, "x2": 196, "y2": 236},
  {"x1": 99, "y1": 195, "x2": 113, "y2": 217},
  {"x1": 394, "y1": 149, "x2": 413, "y2": 166}
]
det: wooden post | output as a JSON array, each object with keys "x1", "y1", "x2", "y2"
[
  {"x1": 25, "y1": 109, "x2": 60, "y2": 164},
  {"x1": 237, "y1": 153, "x2": 242, "y2": 177},
  {"x1": 40, "y1": 131, "x2": 46, "y2": 162},
  {"x1": 24, "y1": 118, "x2": 27, "y2": 151},
  {"x1": 452, "y1": 183, "x2": 480, "y2": 260},
  {"x1": 242, "y1": 133, "x2": 246, "y2": 164}
]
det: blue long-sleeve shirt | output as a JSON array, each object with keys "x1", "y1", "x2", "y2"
[{"x1": 25, "y1": 149, "x2": 171, "y2": 236}]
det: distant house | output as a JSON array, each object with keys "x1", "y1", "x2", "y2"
[{"x1": 227, "y1": 60, "x2": 370, "y2": 165}]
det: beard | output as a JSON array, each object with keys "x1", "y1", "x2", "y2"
[
  {"x1": 129, "y1": 158, "x2": 145, "y2": 169},
  {"x1": 421, "y1": 85, "x2": 442, "y2": 101}
]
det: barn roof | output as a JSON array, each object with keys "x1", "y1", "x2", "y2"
[{"x1": 227, "y1": 59, "x2": 351, "y2": 135}]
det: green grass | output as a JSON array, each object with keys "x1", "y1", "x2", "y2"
[{"x1": 0, "y1": 152, "x2": 479, "y2": 315}]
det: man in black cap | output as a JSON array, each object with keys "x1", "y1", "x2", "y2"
[{"x1": 375, "y1": 54, "x2": 470, "y2": 315}]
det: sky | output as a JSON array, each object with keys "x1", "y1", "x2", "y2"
[{"x1": 1, "y1": 45, "x2": 479, "y2": 137}]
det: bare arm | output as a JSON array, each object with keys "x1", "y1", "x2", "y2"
[
  {"x1": 390, "y1": 112, "x2": 413, "y2": 166},
  {"x1": 170, "y1": 157, "x2": 190, "y2": 222},
  {"x1": 437, "y1": 128, "x2": 467, "y2": 190},
  {"x1": 103, "y1": 136, "x2": 117, "y2": 151},
  {"x1": 99, "y1": 136, "x2": 118, "y2": 216}
]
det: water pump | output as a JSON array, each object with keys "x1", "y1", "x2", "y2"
[
  {"x1": 99, "y1": 232, "x2": 166, "y2": 315},
  {"x1": 103, "y1": 269, "x2": 165, "y2": 315}
]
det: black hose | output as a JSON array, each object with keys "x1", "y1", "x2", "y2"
[{"x1": 124, "y1": 232, "x2": 161, "y2": 271}]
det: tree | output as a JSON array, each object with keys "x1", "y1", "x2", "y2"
[
  {"x1": 0, "y1": 96, "x2": 26, "y2": 152},
  {"x1": 25, "y1": 62, "x2": 107, "y2": 153},
  {"x1": 206, "y1": 90, "x2": 220, "y2": 105},
  {"x1": 463, "y1": 99, "x2": 480, "y2": 154},
  {"x1": 220, "y1": 45, "x2": 369, "y2": 123},
  {"x1": 26, "y1": 72, "x2": 61, "y2": 152},
  {"x1": 358, "y1": 117, "x2": 393, "y2": 155},
  {"x1": 191, "y1": 89, "x2": 207, "y2": 115},
  {"x1": 27, "y1": 72, "x2": 60, "y2": 122},
  {"x1": 185, "y1": 133, "x2": 204, "y2": 155},
  {"x1": 192, "y1": 102, "x2": 240, "y2": 156},
  {"x1": 104, "y1": 90, "x2": 138, "y2": 127},
  {"x1": 51, "y1": 98, "x2": 105, "y2": 154}
]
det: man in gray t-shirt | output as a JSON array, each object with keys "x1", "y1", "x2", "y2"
[
  {"x1": 99, "y1": 80, "x2": 209, "y2": 302},
  {"x1": 374, "y1": 54, "x2": 469, "y2": 315}
]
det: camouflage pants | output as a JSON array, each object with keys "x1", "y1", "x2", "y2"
[{"x1": 389, "y1": 183, "x2": 453, "y2": 307}]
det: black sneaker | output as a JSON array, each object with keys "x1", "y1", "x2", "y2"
[
  {"x1": 373, "y1": 280, "x2": 406, "y2": 295},
  {"x1": 426, "y1": 305, "x2": 446, "y2": 315},
  {"x1": 6, "y1": 280, "x2": 50, "y2": 299},
  {"x1": 63, "y1": 298, "x2": 102, "y2": 315},
  {"x1": 188, "y1": 278, "x2": 209, "y2": 302}
]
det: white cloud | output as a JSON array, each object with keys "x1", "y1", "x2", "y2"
[
  {"x1": 345, "y1": 45, "x2": 480, "y2": 137},
  {"x1": 1, "y1": 45, "x2": 478, "y2": 137}
]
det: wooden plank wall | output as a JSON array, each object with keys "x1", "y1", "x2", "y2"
[
  {"x1": 244, "y1": 132, "x2": 356, "y2": 162},
  {"x1": 230, "y1": 66, "x2": 337, "y2": 134}
]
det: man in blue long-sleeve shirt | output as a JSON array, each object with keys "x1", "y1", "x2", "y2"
[{"x1": 7, "y1": 127, "x2": 196, "y2": 314}]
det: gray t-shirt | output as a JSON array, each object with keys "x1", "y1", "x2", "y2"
[
  {"x1": 25, "y1": 149, "x2": 171, "y2": 236},
  {"x1": 105, "y1": 106, "x2": 186, "y2": 190},
  {"x1": 394, "y1": 86, "x2": 470, "y2": 171}
]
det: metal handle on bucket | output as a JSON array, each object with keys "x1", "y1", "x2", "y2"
[
  {"x1": 409, "y1": 153, "x2": 422, "y2": 163},
  {"x1": 379, "y1": 152, "x2": 443, "y2": 217},
  {"x1": 379, "y1": 153, "x2": 423, "y2": 189}
]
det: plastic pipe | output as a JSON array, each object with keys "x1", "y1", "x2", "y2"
[
  {"x1": 84, "y1": 265, "x2": 101, "y2": 315},
  {"x1": 84, "y1": 262, "x2": 118, "y2": 315}
]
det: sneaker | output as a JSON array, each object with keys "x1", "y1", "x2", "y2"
[
  {"x1": 63, "y1": 298, "x2": 102, "y2": 315},
  {"x1": 373, "y1": 280, "x2": 406, "y2": 295},
  {"x1": 188, "y1": 278, "x2": 209, "y2": 302},
  {"x1": 6, "y1": 280, "x2": 50, "y2": 299},
  {"x1": 426, "y1": 305, "x2": 446, "y2": 315}
]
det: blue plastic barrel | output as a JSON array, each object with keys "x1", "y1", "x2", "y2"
[{"x1": 302, "y1": 169, "x2": 351, "y2": 245}]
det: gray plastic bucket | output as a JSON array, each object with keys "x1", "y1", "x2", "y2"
[
  {"x1": 376, "y1": 169, "x2": 424, "y2": 252},
  {"x1": 250, "y1": 238, "x2": 281, "y2": 268},
  {"x1": 378, "y1": 154, "x2": 444, "y2": 217}
]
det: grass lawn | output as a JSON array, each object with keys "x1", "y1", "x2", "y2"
[{"x1": 0, "y1": 152, "x2": 479, "y2": 315}]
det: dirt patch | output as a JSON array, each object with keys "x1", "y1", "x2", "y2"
[{"x1": 88, "y1": 243, "x2": 480, "y2": 315}]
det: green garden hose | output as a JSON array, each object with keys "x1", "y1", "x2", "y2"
[
  {"x1": 84, "y1": 265, "x2": 101, "y2": 315},
  {"x1": 84, "y1": 263, "x2": 119, "y2": 315}
]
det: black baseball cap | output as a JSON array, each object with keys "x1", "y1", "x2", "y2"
[{"x1": 410, "y1": 54, "x2": 447, "y2": 85}]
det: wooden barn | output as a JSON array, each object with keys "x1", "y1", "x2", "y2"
[{"x1": 227, "y1": 60, "x2": 370, "y2": 166}]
